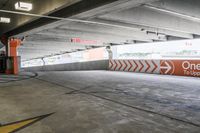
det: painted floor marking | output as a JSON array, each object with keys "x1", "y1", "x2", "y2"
[{"x1": 0, "y1": 113, "x2": 53, "y2": 133}]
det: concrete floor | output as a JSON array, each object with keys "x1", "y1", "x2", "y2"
[{"x1": 0, "y1": 71, "x2": 200, "y2": 133}]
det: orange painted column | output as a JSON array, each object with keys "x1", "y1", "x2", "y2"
[{"x1": 7, "y1": 38, "x2": 21, "y2": 75}]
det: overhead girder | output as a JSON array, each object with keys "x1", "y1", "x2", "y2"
[
  {"x1": 21, "y1": 41, "x2": 88, "y2": 48},
  {"x1": 58, "y1": 22, "x2": 167, "y2": 41},
  {"x1": 74, "y1": 0, "x2": 158, "y2": 19},
  {"x1": 19, "y1": 49, "x2": 84, "y2": 54},
  {"x1": 19, "y1": 49, "x2": 84, "y2": 61},
  {"x1": 90, "y1": 18, "x2": 194, "y2": 39},
  {"x1": 20, "y1": 43, "x2": 86, "y2": 51},
  {"x1": 19, "y1": 49, "x2": 77, "y2": 54},
  {"x1": 18, "y1": 49, "x2": 61, "y2": 53},
  {"x1": 19, "y1": 49, "x2": 73, "y2": 58},
  {"x1": 147, "y1": 0, "x2": 200, "y2": 22},
  {"x1": 36, "y1": 28, "x2": 153, "y2": 43},
  {"x1": 98, "y1": 6, "x2": 200, "y2": 35},
  {"x1": 25, "y1": 33, "x2": 130, "y2": 45}
]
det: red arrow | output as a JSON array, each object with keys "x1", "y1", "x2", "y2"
[{"x1": 145, "y1": 60, "x2": 150, "y2": 72}]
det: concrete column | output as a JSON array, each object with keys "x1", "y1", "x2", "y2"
[{"x1": 6, "y1": 38, "x2": 22, "y2": 74}]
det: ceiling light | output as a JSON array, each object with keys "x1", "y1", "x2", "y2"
[
  {"x1": 15, "y1": 2, "x2": 33, "y2": 11},
  {"x1": 0, "y1": 17, "x2": 11, "y2": 23}
]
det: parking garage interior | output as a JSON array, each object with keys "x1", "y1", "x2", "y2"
[{"x1": 0, "y1": 0, "x2": 200, "y2": 133}]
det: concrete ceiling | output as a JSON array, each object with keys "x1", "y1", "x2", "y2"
[
  {"x1": 0, "y1": 0, "x2": 81, "y2": 35},
  {"x1": 0, "y1": 0, "x2": 200, "y2": 61}
]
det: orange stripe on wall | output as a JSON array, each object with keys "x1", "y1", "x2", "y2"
[{"x1": 109, "y1": 60, "x2": 200, "y2": 77}]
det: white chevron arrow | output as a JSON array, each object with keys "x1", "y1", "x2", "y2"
[
  {"x1": 134, "y1": 60, "x2": 142, "y2": 72},
  {"x1": 140, "y1": 60, "x2": 147, "y2": 72},
  {"x1": 146, "y1": 60, "x2": 154, "y2": 73}
]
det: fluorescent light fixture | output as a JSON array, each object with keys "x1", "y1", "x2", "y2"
[
  {"x1": 15, "y1": 2, "x2": 33, "y2": 11},
  {"x1": 0, "y1": 17, "x2": 11, "y2": 23}
]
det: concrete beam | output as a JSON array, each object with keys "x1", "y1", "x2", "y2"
[
  {"x1": 58, "y1": 22, "x2": 167, "y2": 41},
  {"x1": 75, "y1": 0, "x2": 158, "y2": 19},
  {"x1": 91, "y1": 18, "x2": 194, "y2": 39},
  {"x1": 38, "y1": 28, "x2": 153, "y2": 43},
  {"x1": 15, "y1": 0, "x2": 158, "y2": 37},
  {"x1": 147, "y1": 0, "x2": 200, "y2": 22},
  {"x1": 25, "y1": 34, "x2": 125, "y2": 46},
  {"x1": 22, "y1": 40, "x2": 88, "y2": 47},
  {"x1": 19, "y1": 44, "x2": 85, "y2": 51},
  {"x1": 99, "y1": 6, "x2": 200, "y2": 35},
  {"x1": 18, "y1": 49, "x2": 62, "y2": 53},
  {"x1": 19, "y1": 50, "x2": 82, "y2": 61}
]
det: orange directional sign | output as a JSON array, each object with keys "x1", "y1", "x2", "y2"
[
  {"x1": 109, "y1": 59, "x2": 200, "y2": 77},
  {"x1": 164, "y1": 60, "x2": 200, "y2": 77}
]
